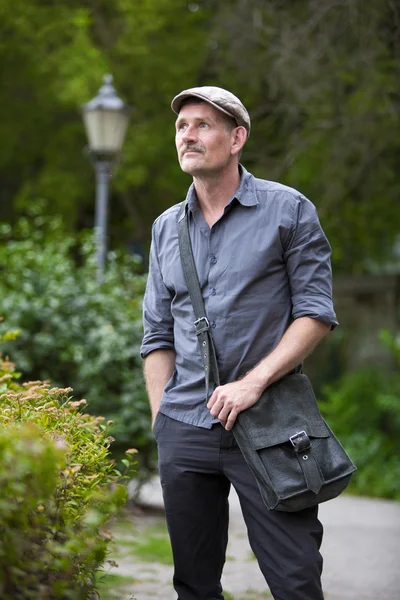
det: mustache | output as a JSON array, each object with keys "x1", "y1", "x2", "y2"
[{"x1": 182, "y1": 143, "x2": 205, "y2": 154}]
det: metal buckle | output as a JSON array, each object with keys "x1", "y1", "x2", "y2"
[
  {"x1": 194, "y1": 316, "x2": 210, "y2": 330},
  {"x1": 289, "y1": 431, "x2": 311, "y2": 452}
]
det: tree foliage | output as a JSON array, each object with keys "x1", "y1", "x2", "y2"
[
  {"x1": 0, "y1": 0, "x2": 399, "y2": 271},
  {"x1": 208, "y1": 0, "x2": 400, "y2": 272},
  {"x1": 0, "y1": 0, "x2": 210, "y2": 240}
]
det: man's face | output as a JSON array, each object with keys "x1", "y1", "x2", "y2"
[{"x1": 175, "y1": 101, "x2": 236, "y2": 176}]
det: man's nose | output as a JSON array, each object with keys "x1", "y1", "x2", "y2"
[{"x1": 181, "y1": 125, "x2": 197, "y2": 142}]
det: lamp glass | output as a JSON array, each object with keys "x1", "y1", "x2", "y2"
[{"x1": 83, "y1": 109, "x2": 130, "y2": 155}]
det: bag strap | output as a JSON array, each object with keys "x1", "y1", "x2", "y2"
[{"x1": 178, "y1": 201, "x2": 220, "y2": 400}]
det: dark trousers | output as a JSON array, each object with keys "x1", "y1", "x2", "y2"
[{"x1": 154, "y1": 413, "x2": 324, "y2": 600}]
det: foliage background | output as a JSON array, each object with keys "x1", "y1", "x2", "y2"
[
  {"x1": 0, "y1": 211, "x2": 152, "y2": 472},
  {"x1": 1, "y1": 0, "x2": 400, "y2": 272},
  {"x1": 1, "y1": 0, "x2": 400, "y2": 499}
]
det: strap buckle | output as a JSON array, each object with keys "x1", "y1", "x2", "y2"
[
  {"x1": 289, "y1": 431, "x2": 311, "y2": 453},
  {"x1": 194, "y1": 316, "x2": 210, "y2": 336}
]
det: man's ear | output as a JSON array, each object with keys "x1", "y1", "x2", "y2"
[{"x1": 231, "y1": 126, "x2": 247, "y2": 156}]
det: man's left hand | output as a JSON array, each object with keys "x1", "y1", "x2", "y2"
[{"x1": 207, "y1": 380, "x2": 263, "y2": 431}]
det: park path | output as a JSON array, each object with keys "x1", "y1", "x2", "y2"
[{"x1": 110, "y1": 478, "x2": 400, "y2": 600}]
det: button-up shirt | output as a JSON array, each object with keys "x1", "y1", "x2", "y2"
[{"x1": 141, "y1": 165, "x2": 338, "y2": 428}]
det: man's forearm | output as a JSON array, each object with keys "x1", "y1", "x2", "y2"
[
  {"x1": 244, "y1": 316, "x2": 330, "y2": 390},
  {"x1": 143, "y1": 349, "x2": 176, "y2": 423}
]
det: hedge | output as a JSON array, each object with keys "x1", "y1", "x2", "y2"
[{"x1": 0, "y1": 329, "x2": 136, "y2": 599}]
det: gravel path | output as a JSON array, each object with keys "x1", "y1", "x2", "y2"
[{"x1": 109, "y1": 478, "x2": 400, "y2": 600}]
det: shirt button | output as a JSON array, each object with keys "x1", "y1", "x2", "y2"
[
  {"x1": 211, "y1": 321, "x2": 216, "y2": 329},
  {"x1": 211, "y1": 288, "x2": 216, "y2": 296},
  {"x1": 210, "y1": 255, "x2": 217, "y2": 265}
]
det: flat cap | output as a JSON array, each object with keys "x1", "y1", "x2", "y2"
[{"x1": 171, "y1": 86, "x2": 251, "y2": 138}]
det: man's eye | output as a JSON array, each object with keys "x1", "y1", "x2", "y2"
[
  {"x1": 199, "y1": 122, "x2": 209, "y2": 129},
  {"x1": 177, "y1": 123, "x2": 187, "y2": 131}
]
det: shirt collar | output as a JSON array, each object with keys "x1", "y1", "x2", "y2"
[
  {"x1": 232, "y1": 164, "x2": 258, "y2": 207},
  {"x1": 182, "y1": 163, "x2": 258, "y2": 219}
]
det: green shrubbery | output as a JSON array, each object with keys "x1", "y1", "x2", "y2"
[
  {"x1": 319, "y1": 331, "x2": 400, "y2": 500},
  {"x1": 0, "y1": 330, "x2": 136, "y2": 599},
  {"x1": 0, "y1": 209, "x2": 153, "y2": 472}
]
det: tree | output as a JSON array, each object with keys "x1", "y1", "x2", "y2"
[
  {"x1": 0, "y1": 0, "x2": 212, "y2": 243},
  {"x1": 206, "y1": 0, "x2": 400, "y2": 272}
]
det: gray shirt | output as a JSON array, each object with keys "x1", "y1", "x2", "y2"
[{"x1": 141, "y1": 165, "x2": 338, "y2": 428}]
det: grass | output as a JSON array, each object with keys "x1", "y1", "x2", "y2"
[
  {"x1": 129, "y1": 527, "x2": 174, "y2": 565},
  {"x1": 113, "y1": 518, "x2": 174, "y2": 565},
  {"x1": 95, "y1": 572, "x2": 137, "y2": 600}
]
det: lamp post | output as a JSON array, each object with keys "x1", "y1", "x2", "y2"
[{"x1": 82, "y1": 74, "x2": 130, "y2": 282}]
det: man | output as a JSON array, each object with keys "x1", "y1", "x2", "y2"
[{"x1": 141, "y1": 86, "x2": 338, "y2": 600}]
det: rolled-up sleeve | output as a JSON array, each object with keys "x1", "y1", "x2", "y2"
[
  {"x1": 140, "y1": 222, "x2": 175, "y2": 358},
  {"x1": 283, "y1": 196, "x2": 338, "y2": 329}
]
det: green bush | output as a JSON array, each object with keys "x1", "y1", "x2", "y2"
[
  {"x1": 319, "y1": 332, "x2": 400, "y2": 500},
  {"x1": 0, "y1": 334, "x2": 136, "y2": 599},
  {"x1": 0, "y1": 209, "x2": 153, "y2": 472}
]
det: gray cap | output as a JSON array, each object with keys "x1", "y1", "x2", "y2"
[{"x1": 171, "y1": 86, "x2": 251, "y2": 138}]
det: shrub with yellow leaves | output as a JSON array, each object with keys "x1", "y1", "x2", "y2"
[{"x1": 0, "y1": 329, "x2": 137, "y2": 599}]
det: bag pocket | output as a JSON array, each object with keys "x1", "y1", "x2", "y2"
[
  {"x1": 235, "y1": 417, "x2": 356, "y2": 511},
  {"x1": 252, "y1": 425, "x2": 329, "y2": 499},
  {"x1": 233, "y1": 374, "x2": 357, "y2": 511}
]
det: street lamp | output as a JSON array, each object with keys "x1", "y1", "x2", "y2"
[{"x1": 82, "y1": 74, "x2": 130, "y2": 282}]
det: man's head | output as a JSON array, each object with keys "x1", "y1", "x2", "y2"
[{"x1": 171, "y1": 86, "x2": 250, "y2": 177}]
